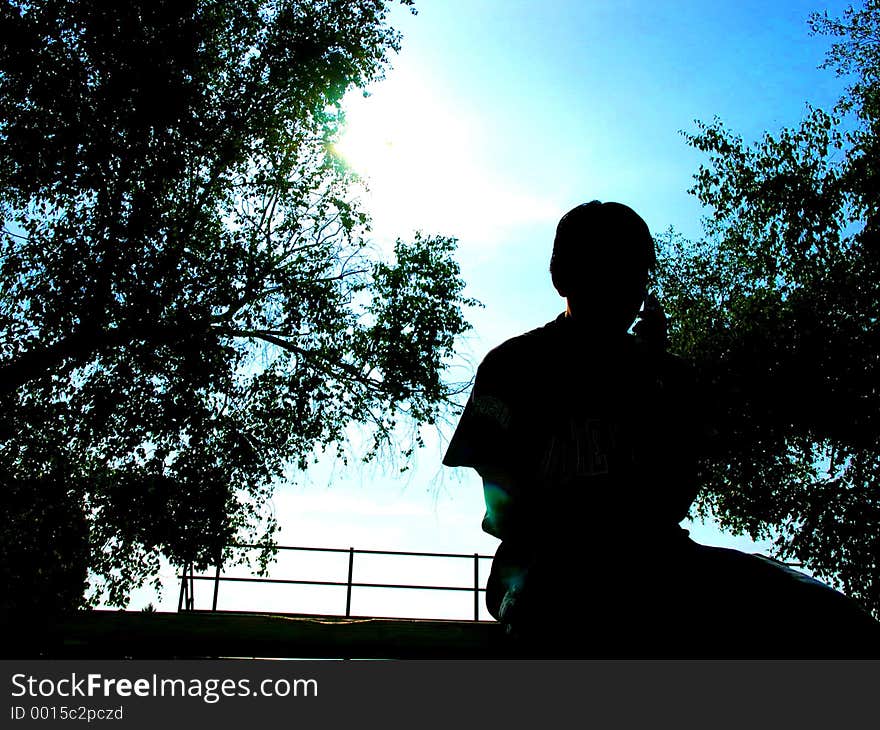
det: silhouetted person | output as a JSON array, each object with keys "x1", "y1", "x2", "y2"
[{"x1": 443, "y1": 201, "x2": 880, "y2": 657}]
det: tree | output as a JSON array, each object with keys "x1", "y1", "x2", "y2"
[
  {"x1": 655, "y1": 1, "x2": 880, "y2": 616},
  {"x1": 0, "y1": 0, "x2": 477, "y2": 611}
]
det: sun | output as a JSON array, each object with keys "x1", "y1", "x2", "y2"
[
  {"x1": 333, "y1": 108, "x2": 399, "y2": 180},
  {"x1": 331, "y1": 68, "x2": 557, "y2": 246},
  {"x1": 331, "y1": 70, "x2": 481, "y2": 236},
  {"x1": 334, "y1": 68, "x2": 472, "y2": 183}
]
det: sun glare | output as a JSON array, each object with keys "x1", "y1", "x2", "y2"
[
  {"x1": 333, "y1": 72, "x2": 473, "y2": 234},
  {"x1": 332, "y1": 70, "x2": 555, "y2": 246}
]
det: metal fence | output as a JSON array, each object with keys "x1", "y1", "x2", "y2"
[{"x1": 177, "y1": 543, "x2": 494, "y2": 621}]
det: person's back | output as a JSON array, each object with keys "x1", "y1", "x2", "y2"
[{"x1": 443, "y1": 200, "x2": 880, "y2": 657}]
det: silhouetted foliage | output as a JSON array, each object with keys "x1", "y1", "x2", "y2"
[
  {"x1": 0, "y1": 0, "x2": 476, "y2": 610},
  {"x1": 655, "y1": 0, "x2": 880, "y2": 617}
]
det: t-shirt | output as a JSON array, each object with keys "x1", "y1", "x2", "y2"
[{"x1": 443, "y1": 312, "x2": 704, "y2": 619}]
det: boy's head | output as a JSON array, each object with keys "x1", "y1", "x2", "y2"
[{"x1": 550, "y1": 201, "x2": 655, "y2": 333}]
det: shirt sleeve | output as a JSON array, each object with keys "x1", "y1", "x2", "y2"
[{"x1": 441, "y1": 348, "x2": 520, "y2": 472}]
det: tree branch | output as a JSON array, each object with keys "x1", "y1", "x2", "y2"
[
  {"x1": 0, "y1": 320, "x2": 193, "y2": 395},
  {"x1": 214, "y1": 326, "x2": 400, "y2": 398}
]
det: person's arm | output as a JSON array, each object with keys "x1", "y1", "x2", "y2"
[
  {"x1": 442, "y1": 347, "x2": 527, "y2": 539},
  {"x1": 633, "y1": 292, "x2": 668, "y2": 351},
  {"x1": 475, "y1": 464, "x2": 520, "y2": 540}
]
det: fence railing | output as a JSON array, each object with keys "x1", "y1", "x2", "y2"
[{"x1": 177, "y1": 544, "x2": 494, "y2": 621}]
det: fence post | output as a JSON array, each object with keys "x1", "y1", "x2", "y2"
[
  {"x1": 474, "y1": 553, "x2": 480, "y2": 621},
  {"x1": 177, "y1": 564, "x2": 187, "y2": 612},
  {"x1": 211, "y1": 550, "x2": 222, "y2": 612},
  {"x1": 345, "y1": 547, "x2": 355, "y2": 617},
  {"x1": 187, "y1": 563, "x2": 195, "y2": 611}
]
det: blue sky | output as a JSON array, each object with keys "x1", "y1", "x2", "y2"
[{"x1": 128, "y1": 0, "x2": 854, "y2": 617}]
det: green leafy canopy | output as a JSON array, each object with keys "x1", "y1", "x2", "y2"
[
  {"x1": 655, "y1": 1, "x2": 880, "y2": 616},
  {"x1": 0, "y1": 0, "x2": 478, "y2": 611}
]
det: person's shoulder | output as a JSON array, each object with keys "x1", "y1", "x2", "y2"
[
  {"x1": 661, "y1": 348, "x2": 696, "y2": 374},
  {"x1": 627, "y1": 337, "x2": 698, "y2": 388},
  {"x1": 630, "y1": 337, "x2": 694, "y2": 373},
  {"x1": 479, "y1": 316, "x2": 563, "y2": 372},
  {"x1": 657, "y1": 349, "x2": 698, "y2": 389}
]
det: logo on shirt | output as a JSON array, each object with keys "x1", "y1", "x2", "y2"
[
  {"x1": 540, "y1": 417, "x2": 610, "y2": 481},
  {"x1": 472, "y1": 394, "x2": 512, "y2": 429}
]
